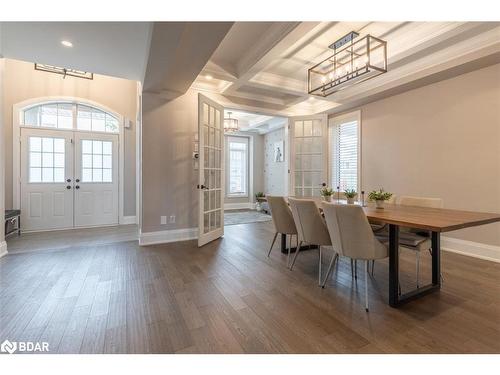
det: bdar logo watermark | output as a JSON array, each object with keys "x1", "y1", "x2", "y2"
[{"x1": 1, "y1": 339, "x2": 49, "y2": 354}]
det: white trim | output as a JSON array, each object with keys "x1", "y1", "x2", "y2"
[
  {"x1": 136, "y1": 83, "x2": 142, "y2": 229},
  {"x1": 0, "y1": 241, "x2": 7, "y2": 258},
  {"x1": 224, "y1": 202, "x2": 255, "y2": 210},
  {"x1": 441, "y1": 236, "x2": 500, "y2": 263},
  {"x1": 122, "y1": 216, "x2": 137, "y2": 225},
  {"x1": 139, "y1": 227, "x2": 198, "y2": 246},
  {"x1": 12, "y1": 96, "x2": 128, "y2": 229}
]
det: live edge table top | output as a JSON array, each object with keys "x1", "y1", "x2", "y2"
[{"x1": 290, "y1": 197, "x2": 500, "y2": 233}]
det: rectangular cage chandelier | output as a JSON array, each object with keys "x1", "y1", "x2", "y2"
[{"x1": 308, "y1": 32, "x2": 387, "y2": 97}]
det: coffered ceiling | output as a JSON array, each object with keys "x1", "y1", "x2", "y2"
[
  {"x1": 194, "y1": 21, "x2": 500, "y2": 117},
  {"x1": 224, "y1": 109, "x2": 286, "y2": 134}
]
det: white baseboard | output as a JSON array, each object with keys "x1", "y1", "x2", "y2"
[
  {"x1": 224, "y1": 202, "x2": 255, "y2": 210},
  {"x1": 122, "y1": 216, "x2": 137, "y2": 225},
  {"x1": 0, "y1": 241, "x2": 7, "y2": 258},
  {"x1": 139, "y1": 227, "x2": 198, "y2": 246},
  {"x1": 441, "y1": 236, "x2": 500, "y2": 263}
]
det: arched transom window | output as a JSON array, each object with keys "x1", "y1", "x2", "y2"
[{"x1": 22, "y1": 102, "x2": 120, "y2": 133}]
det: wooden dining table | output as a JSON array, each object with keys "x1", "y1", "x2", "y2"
[{"x1": 285, "y1": 197, "x2": 500, "y2": 307}]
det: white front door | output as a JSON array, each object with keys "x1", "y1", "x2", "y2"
[
  {"x1": 74, "y1": 132, "x2": 119, "y2": 227},
  {"x1": 20, "y1": 128, "x2": 74, "y2": 230},
  {"x1": 198, "y1": 94, "x2": 224, "y2": 246},
  {"x1": 19, "y1": 128, "x2": 119, "y2": 231},
  {"x1": 289, "y1": 115, "x2": 328, "y2": 197}
]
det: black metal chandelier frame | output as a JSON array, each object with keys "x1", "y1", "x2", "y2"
[{"x1": 308, "y1": 32, "x2": 387, "y2": 97}]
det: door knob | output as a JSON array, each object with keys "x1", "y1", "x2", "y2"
[
  {"x1": 75, "y1": 185, "x2": 80, "y2": 189},
  {"x1": 66, "y1": 186, "x2": 71, "y2": 189},
  {"x1": 66, "y1": 178, "x2": 71, "y2": 183},
  {"x1": 75, "y1": 178, "x2": 80, "y2": 183}
]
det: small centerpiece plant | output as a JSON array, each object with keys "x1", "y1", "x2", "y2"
[
  {"x1": 344, "y1": 189, "x2": 358, "y2": 204},
  {"x1": 320, "y1": 187, "x2": 334, "y2": 202},
  {"x1": 255, "y1": 192, "x2": 266, "y2": 211},
  {"x1": 368, "y1": 188, "x2": 393, "y2": 209}
]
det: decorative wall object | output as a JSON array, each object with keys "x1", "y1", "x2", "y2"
[
  {"x1": 273, "y1": 141, "x2": 284, "y2": 162},
  {"x1": 264, "y1": 128, "x2": 286, "y2": 196}
]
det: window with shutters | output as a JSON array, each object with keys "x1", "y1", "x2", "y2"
[{"x1": 329, "y1": 112, "x2": 360, "y2": 192}]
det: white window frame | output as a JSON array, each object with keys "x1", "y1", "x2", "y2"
[
  {"x1": 225, "y1": 135, "x2": 250, "y2": 198},
  {"x1": 12, "y1": 96, "x2": 130, "y2": 225},
  {"x1": 328, "y1": 110, "x2": 362, "y2": 194}
]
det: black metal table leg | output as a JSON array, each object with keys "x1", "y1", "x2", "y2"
[
  {"x1": 280, "y1": 233, "x2": 318, "y2": 254},
  {"x1": 389, "y1": 226, "x2": 442, "y2": 307},
  {"x1": 388, "y1": 224, "x2": 400, "y2": 307},
  {"x1": 280, "y1": 234, "x2": 287, "y2": 254},
  {"x1": 431, "y1": 231, "x2": 441, "y2": 286}
]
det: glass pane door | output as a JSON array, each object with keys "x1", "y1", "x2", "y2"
[
  {"x1": 290, "y1": 115, "x2": 328, "y2": 197},
  {"x1": 198, "y1": 94, "x2": 224, "y2": 246}
]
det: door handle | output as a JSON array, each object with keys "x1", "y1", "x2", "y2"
[
  {"x1": 197, "y1": 184, "x2": 209, "y2": 190},
  {"x1": 75, "y1": 185, "x2": 80, "y2": 189},
  {"x1": 66, "y1": 186, "x2": 71, "y2": 189}
]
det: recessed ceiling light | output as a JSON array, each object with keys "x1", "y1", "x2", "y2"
[
  {"x1": 61, "y1": 40, "x2": 73, "y2": 48},
  {"x1": 205, "y1": 74, "x2": 213, "y2": 80}
]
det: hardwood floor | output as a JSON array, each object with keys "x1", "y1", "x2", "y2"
[{"x1": 1, "y1": 221, "x2": 499, "y2": 353}]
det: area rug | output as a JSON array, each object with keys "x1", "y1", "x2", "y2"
[{"x1": 224, "y1": 210, "x2": 272, "y2": 226}]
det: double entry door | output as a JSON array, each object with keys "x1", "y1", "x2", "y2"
[{"x1": 20, "y1": 128, "x2": 119, "y2": 231}]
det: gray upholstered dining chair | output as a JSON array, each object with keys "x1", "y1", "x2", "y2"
[
  {"x1": 267, "y1": 196, "x2": 298, "y2": 267},
  {"x1": 322, "y1": 203, "x2": 389, "y2": 312},
  {"x1": 288, "y1": 198, "x2": 336, "y2": 286}
]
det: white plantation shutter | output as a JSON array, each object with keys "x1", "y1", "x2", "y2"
[{"x1": 329, "y1": 113, "x2": 360, "y2": 192}]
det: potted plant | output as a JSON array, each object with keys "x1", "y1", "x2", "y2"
[
  {"x1": 368, "y1": 189, "x2": 393, "y2": 209},
  {"x1": 344, "y1": 189, "x2": 357, "y2": 204},
  {"x1": 255, "y1": 192, "x2": 265, "y2": 211},
  {"x1": 320, "y1": 187, "x2": 334, "y2": 202}
]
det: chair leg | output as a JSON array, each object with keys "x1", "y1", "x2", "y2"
[
  {"x1": 354, "y1": 260, "x2": 358, "y2": 280},
  {"x1": 364, "y1": 260, "x2": 369, "y2": 312},
  {"x1": 268, "y1": 232, "x2": 278, "y2": 257},
  {"x1": 350, "y1": 259, "x2": 354, "y2": 278},
  {"x1": 416, "y1": 251, "x2": 420, "y2": 288},
  {"x1": 371, "y1": 260, "x2": 375, "y2": 276},
  {"x1": 289, "y1": 241, "x2": 302, "y2": 270},
  {"x1": 321, "y1": 253, "x2": 338, "y2": 288}
]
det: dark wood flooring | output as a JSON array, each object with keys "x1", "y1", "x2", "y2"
[{"x1": 1, "y1": 221, "x2": 499, "y2": 353}]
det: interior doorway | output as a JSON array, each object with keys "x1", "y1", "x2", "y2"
[{"x1": 221, "y1": 108, "x2": 287, "y2": 227}]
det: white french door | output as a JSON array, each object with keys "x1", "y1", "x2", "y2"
[
  {"x1": 289, "y1": 115, "x2": 328, "y2": 197},
  {"x1": 20, "y1": 128, "x2": 119, "y2": 231},
  {"x1": 21, "y1": 128, "x2": 74, "y2": 230},
  {"x1": 198, "y1": 94, "x2": 224, "y2": 247},
  {"x1": 74, "y1": 132, "x2": 119, "y2": 227}
]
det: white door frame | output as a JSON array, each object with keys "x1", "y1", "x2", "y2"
[{"x1": 12, "y1": 96, "x2": 128, "y2": 228}]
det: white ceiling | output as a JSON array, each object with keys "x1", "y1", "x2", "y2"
[
  {"x1": 1, "y1": 21, "x2": 499, "y2": 117},
  {"x1": 0, "y1": 22, "x2": 153, "y2": 81},
  {"x1": 194, "y1": 21, "x2": 500, "y2": 116},
  {"x1": 224, "y1": 109, "x2": 286, "y2": 134}
]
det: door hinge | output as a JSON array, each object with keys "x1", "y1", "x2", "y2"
[{"x1": 71, "y1": 138, "x2": 74, "y2": 144}]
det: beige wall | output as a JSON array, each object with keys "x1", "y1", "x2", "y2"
[
  {"x1": 142, "y1": 89, "x2": 199, "y2": 233},
  {"x1": 3, "y1": 59, "x2": 138, "y2": 216},
  {"x1": 359, "y1": 63, "x2": 500, "y2": 246}
]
